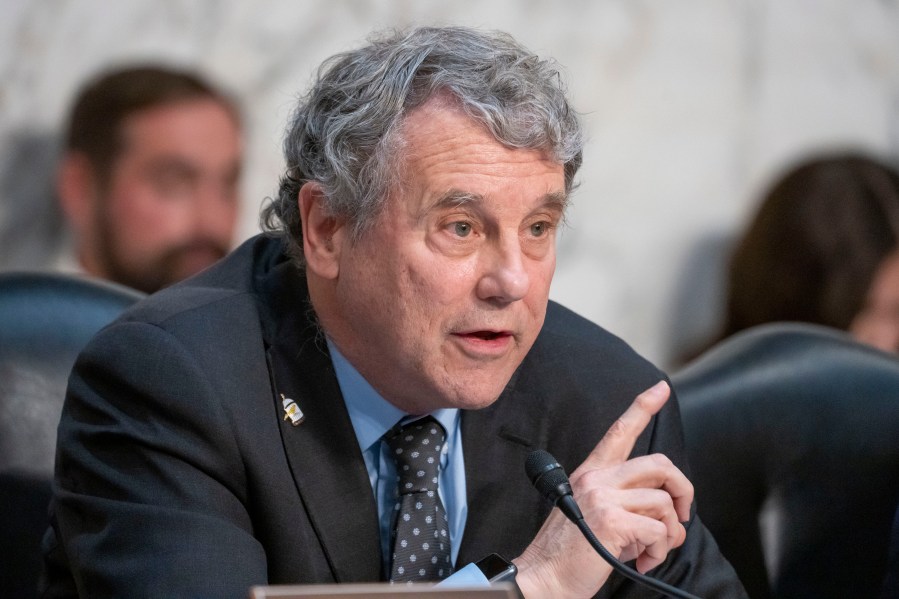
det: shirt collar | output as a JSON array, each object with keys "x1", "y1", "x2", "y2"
[{"x1": 327, "y1": 338, "x2": 459, "y2": 453}]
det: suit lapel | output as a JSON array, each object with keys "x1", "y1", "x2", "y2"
[
  {"x1": 260, "y1": 262, "x2": 382, "y2": 582},
  {"x1": 457, "y1": 381, "x2": 553, "y2": 566}
]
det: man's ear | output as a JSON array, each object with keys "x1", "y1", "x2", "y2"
[
  {"x1": 299, "y1": 182, "x2": 344, "y2": 279},
  {"x1": 56, "y1": 152, "x2": 98, "y2": 236}
]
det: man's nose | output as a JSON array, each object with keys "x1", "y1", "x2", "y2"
[{"x1": 475, "y1": 236, "x2": 530, "y2": 304}]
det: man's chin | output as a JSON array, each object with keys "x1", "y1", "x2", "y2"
[
  {"x1": 117, "y1": 259, "x2": 220, "y2": 294},
  {"x1": 438, "y1": 377, "x2": 515, "y2": 412},
  {"x1": 389, "y1": 376, "x2": 508, "y2": 414},
  {"x1": 172, "y1": 249, "x2": 227, "y2": 279},
  {"x1": 449, "y1": 395, "x2": 504, "y2": 411},
  {"x1": 430, "y1": 356, "x2": 526, "y2": 411}
]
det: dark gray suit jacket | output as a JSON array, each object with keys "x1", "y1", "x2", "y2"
[{"x1": 42, "y1": 235, "x2": 745, "y2": 598}]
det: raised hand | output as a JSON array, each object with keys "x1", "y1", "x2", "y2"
[{"x1": 514, "y1": 381, "x2": 694, "y2": 599}]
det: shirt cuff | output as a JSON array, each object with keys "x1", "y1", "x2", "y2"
[{"x1": 435, "y1": 562, "x2": 490, "y2": 587}]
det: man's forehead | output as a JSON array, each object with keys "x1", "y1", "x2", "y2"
[
  {"x1": 114, "y1": 102, "x2": 241, "y2": 165},
  {"x1": 399, "y1": 96, "x2": 557, "y2": 160},
  {"x1": 398, "y1": 102, "x2": 562, "y2": 173},
  {"x1": 118, "y1": 99, "x2": 237, "y2": 142}
]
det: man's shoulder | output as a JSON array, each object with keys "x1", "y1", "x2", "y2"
[
  {"x1": 118, "y1": 234, "x2": 286, "y2": 329},
  {"x1": 521, "y1": 300, "x2": 666, "y2": 409},
  {"x1": 539, "y1": 300, "x2": 650, "y2": 367}
]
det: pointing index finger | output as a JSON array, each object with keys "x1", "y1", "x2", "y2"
[{"x1": 587, "y1": 380, "x2": 671, "y2": 468}]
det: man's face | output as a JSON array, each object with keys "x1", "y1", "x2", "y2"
[
  {"x1": 322, "y1": 100, "x2": 566, "y2": 414},
  {"x1": 850, "y1": 248, "x2": 899, "y2": 353},
  {"x1": 93, "y1": 98, "x2": 241, "y2": 293}
]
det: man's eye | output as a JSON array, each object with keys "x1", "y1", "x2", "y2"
[
  {"x1": 452, "y1": 222, "x2": 472, "y2": 237},
  {"x1": 530, "y1": 222, "x2": 548, "y2": 236},
  {"x1": 152, "y1": 170, "x2": 194, "y2": 197}
]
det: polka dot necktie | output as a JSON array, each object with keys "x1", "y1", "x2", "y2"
[{"x1": 384, "y1": 416, "x2": 453, "y2": 583}]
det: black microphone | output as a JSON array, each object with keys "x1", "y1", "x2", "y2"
[{"x1": 525, "y1": 450, "x2": 702, "y2": 599}]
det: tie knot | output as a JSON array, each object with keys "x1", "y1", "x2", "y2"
[{"x1": 385, "y1": 416, "x2": 446, "y2": 494}]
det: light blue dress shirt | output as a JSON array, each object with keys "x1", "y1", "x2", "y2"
[{"x1": 326, "y1": 340, "x2": 485, "y2": 585}]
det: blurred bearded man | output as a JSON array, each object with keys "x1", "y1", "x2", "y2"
[{"x1": 55, "y1": 65, "x2": 242, "y2": 293}]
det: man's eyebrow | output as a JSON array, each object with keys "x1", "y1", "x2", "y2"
[
  {"x1": 147, "y1": 157, "x2": 200, "y2": 178},
  {"x1": 431, "y1": 189, "x2": 483, "y2": 210},
  {"x1": 427, "y1": 189, "x2": 570, "y2": 213},
  {"x1": 542, "y1": 191, "x2": 570, "y2": 213},
  {"x1": 415, "y1": 190, "x2": 481, "y2": 223}
]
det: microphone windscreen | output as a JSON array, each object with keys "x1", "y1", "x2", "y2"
[
  {"x1": 526, "y1": 450, "x2": 572, "y2": 501},
  {"x1": 525, "y1": 449, "x2": 559, "y2": 483}
]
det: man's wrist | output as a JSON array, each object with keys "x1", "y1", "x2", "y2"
[{"x1": 513, "y1": 547, "x2": 611, "y2": 599}]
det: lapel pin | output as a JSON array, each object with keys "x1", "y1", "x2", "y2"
[{"x1": 281, "y1": 394, "x2": 305, "y2": 426}]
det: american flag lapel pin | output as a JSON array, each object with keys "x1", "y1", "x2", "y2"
[{"x1": 281, "y1": 393, "x2": 305, "y2": 426}]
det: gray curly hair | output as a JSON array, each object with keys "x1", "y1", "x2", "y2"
[{"x1": 261, "y1": 26, "x2": 584, "y2": 265}]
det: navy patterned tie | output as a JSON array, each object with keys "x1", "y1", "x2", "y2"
[{"x1": 385, "y1": 416, "x2": 453, "y2": 582}]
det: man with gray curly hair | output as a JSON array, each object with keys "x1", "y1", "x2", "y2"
[{"x1": 44, "y1": 26, "x2": 746, "y2": 598}]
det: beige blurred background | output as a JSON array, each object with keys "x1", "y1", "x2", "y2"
[{"x1": 2, "y1": 0, "x2": 898, "y2": 369}]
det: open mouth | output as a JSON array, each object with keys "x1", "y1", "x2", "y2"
[{"x1": 463, "y1": 330, "x2": 509, "y2": 341}]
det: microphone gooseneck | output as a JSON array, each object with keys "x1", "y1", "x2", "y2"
[{"x1": 525, "y1": 450, "x2": 702, "y2": 599}]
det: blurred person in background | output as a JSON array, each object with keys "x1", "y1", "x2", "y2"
[
  {"x1": 55, "y1": 65, "x2": 243, "y2": 293},
  {"x1": 691, "y1": 152, "x2": 899, "y2": 359},
  {"x1": 850, "y1": 238, "x2": 899, "y2": 353}
]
